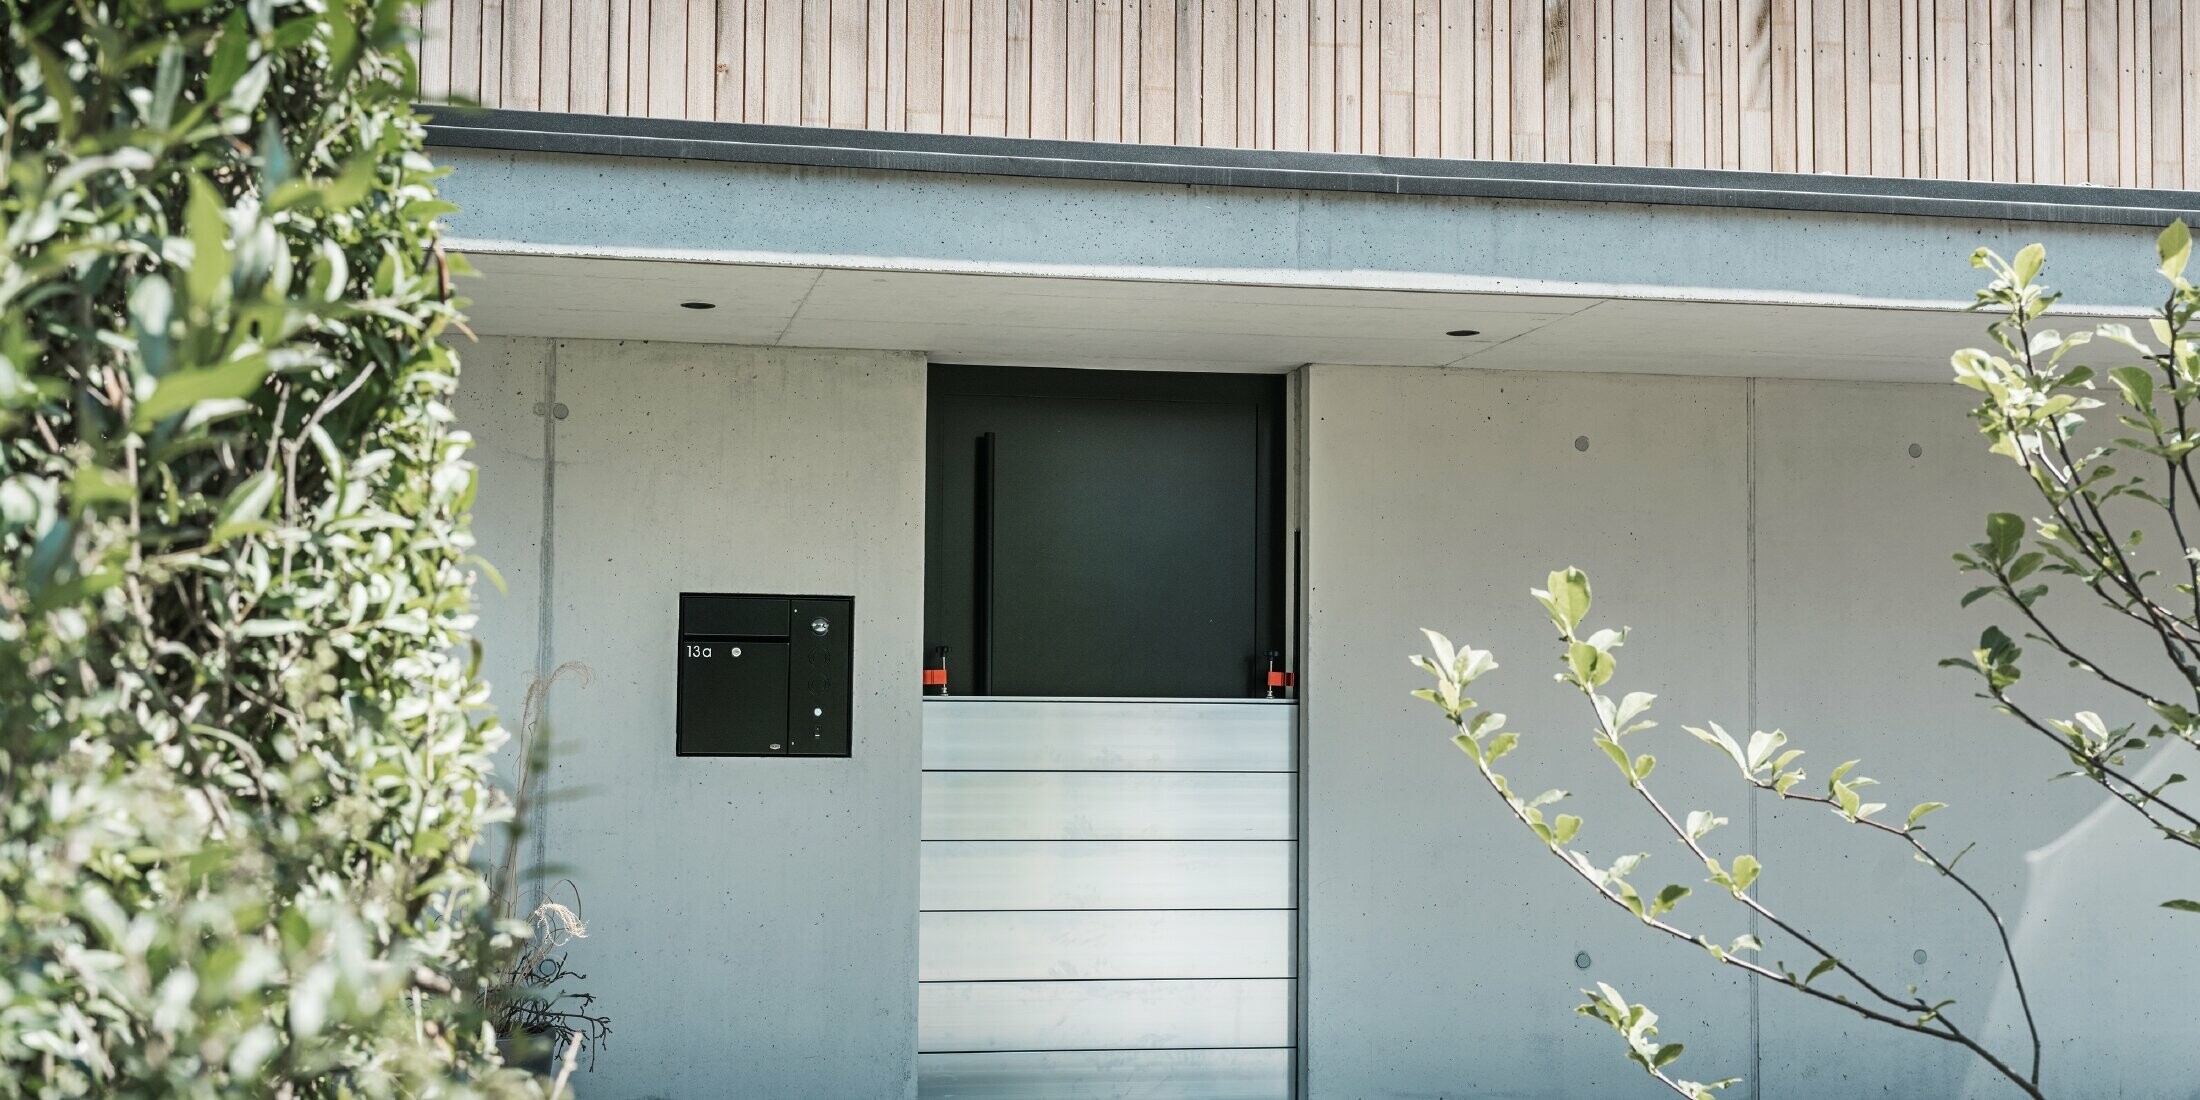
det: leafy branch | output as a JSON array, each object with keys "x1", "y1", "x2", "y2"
[
  {"x1": 1414, "y1": 568, "x2": 2045, "y2": 1100},
  {"x1": 2, "y1": 0, "x2": 542, "y2": 1093},
  {"x1": 1947, "y1": 223, "x2": 2200, "y2": 897}
]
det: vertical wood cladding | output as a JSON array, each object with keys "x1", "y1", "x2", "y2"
[{"x1": 418, "y1": 0, "x2": 2200, "y2": 186}]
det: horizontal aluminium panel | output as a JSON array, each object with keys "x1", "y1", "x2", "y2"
[
  {"x1": 922, "y1": 699, "x2": 1296, "y2": 772},
  {"x1": 919, "y1": 910, "x2": 1294, "y2": 981},
  {"x1": 916, "y1": 1048, "x2": 1291, "y2": 1099},
  {"x1": 919, "y1": 978, "x2": 1294, "y2": 1053},
  {"x1": 922, "y1": 772, "x2": 1295, "y2": 840},
  {"x1": 921, "y1": 841, "x2": 1295, "y2": 911}
]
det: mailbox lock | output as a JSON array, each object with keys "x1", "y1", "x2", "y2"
[
  {"x1": 810, "y1": 616, "x2": 831, "y2": 636},
  {"x1": 730, "y1": 646, "x2": 742, "y2": 657}
]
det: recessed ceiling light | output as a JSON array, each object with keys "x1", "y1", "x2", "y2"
[
  {"x1": 1446, "y1": 328, "x2": 1482, "y2": 337},
  {"x1": 679, "y1": 300, "x2": 717, "y2": 310}
]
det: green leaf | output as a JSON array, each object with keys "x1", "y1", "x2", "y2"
[
  {"x1": 129, "y1": 275, "x2": 175, "y2": 376},
  {"x1": 324, "y1": 0, "x2": 363, "y2": 81},
  {"x1": 239, "y1": 618, "x2": 311, "y2": 637},
  {"x1": 1456, "y1": 646, "x2": 1497, "y2": 685},
  {"x1": 27, "y1": 41, "x2": 78, "y2": 140},
  {"x1": 1419, "y1": 628, "x2": 1458, "y2": 680},
  {"x1": 2160, "y1": 220, "x2": 2192, "y2": 281},
  {"x1": 184, "y1": 176, "x2": 232, "y2": 309},
  {"x1": 135, "y1": 355, "x2": 270, "y2": 429},
  {"x1": 1984, "y1": 512, "x2": 2024, "y2": 564},
  {"x1": 205, "y1": 10, "x2": 251, "y2": 99},
  {"x1": 68, "y1": 467, "x2": 134, "y2": 509},
  {"x1": 1614, "y1": 878, "x2": 1645, "y2": 918},
  {"x1": 1745, "y1": 729, "x2": 1787, "y2": 772},
  {"x1": 1651, "y1": 883, "x2": 1690, "y2": 916},
  {"x1": 1728, "y1": 854, "x2": 1760, "y2": 893},
  {"x1": 1833, "y1": 780, "x2": 1863, "y2": 820},
  {"x1": 227, "y1": 54, "x2": 272, "y2": 115},
  {"x1": 1552, "y1": 814, "x2": 1582, "y2": 845},
  {"x1": 1804, "y1": 957, "x2": 1840, "y2": 984},
  {"x1": 2012, "y1": 242, "x2": 2045, "y2": 287},
  {"x1": 1568, "y1": 640, "x2": 1614, "y2": 688},
  {"x1": 2162, "y1": 899, "x2": 2200, "y2": 913},
  {"x1": 210, "y1": 470, "x2": 279, "y2": 547},
  {"x1": 1686, "y1": 724, "x2": 1748, "y2": 774},
  {"x1": 1616, "y1": 691, "x2": 1657, "y2": 729},
  {"x1": 2110, "y1": 365, "x2": 2156, "y2": 413},
  {"x1": 321, "y1": 153, "x2": 379, "y2": 211},
  {"x1": 1535, "y1": 567, "x2": 1593, "y2": 634},
  {"x1": 258, "y1": 115, "x2": 292, "y2": 191},
  {"x1": 1597, "y1": 737, "x2": 1635, "y2": 781},
  {"x1": 1906, "y1": 802, "x2": 1947, "y2": 828},
  {"x1": 147, "y1": 39, "x2": 184, "y2": 130}
]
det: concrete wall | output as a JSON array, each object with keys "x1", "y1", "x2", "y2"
[
  {"x1": 1303, "y1": 365, "x2": 2198, "y2": 1099},
  {"x1": 1302, "y1": 367, "x2": 1755, "y2": 1097},
  {"x1": 435, "y1": 150, "x2": 2169, "y2": 315},
  {"x1": 1751, "y1": 379, "x2": 2198, "y2": 1099},
  {"x1": 457, "y1": 336, "x2": 927, "y2": 1099},
  {"x1": 451, "y1": 330, "x2": 2195, "y2": 1099}
]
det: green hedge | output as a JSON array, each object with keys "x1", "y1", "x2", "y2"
[{"x1": 1, "y1": 0, "x2": 531, "y2": 1094}]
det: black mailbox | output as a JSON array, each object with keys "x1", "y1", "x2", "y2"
[{"x1": 677, "y1": 593, "x2": 853, "y2": 757}]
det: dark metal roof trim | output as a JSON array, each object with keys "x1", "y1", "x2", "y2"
[{"x1": 422, "y1": 105, "x2": 2200, "y2": 228}]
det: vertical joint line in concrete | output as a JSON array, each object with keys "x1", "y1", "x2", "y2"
[
  {"x1": 529, "y1": 340, "x2": 560, "y2": 902},
  {"x1": 1744, "y1": 377, "x2": 1762, "y2": 1100}
]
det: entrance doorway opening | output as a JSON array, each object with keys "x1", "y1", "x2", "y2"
[
  {"x1": 918, "y1": 365, "x2": 1300, "y2": 1097},
  {"x1": 923, "y1": 365, "x2": 1287, "y2": 698}
]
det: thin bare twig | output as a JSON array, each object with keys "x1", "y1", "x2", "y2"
[{"x1": 1743, "y1": 783, "x2": 2042, "y2": 1083}]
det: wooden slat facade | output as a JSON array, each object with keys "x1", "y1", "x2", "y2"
[{"x1": 416, "y1": 0, "x2": 2200, "y2": 187}]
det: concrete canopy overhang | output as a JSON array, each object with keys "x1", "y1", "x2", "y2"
[{"x1": 430, "y1": 119, "x2": 2186, "y2": 381}]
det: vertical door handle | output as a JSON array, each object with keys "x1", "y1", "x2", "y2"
[{"x1": 973, "y1": 432, "x2": 997, "y2": 696}]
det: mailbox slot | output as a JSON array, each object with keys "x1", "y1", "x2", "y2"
[{"x1": 677, "y1": 593, "x2": 853, "y2": 758}]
